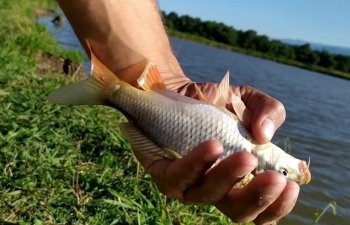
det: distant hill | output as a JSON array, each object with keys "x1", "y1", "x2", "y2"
[{"x1": 279, "y1": 38, "x2": 350, "y2": 56}]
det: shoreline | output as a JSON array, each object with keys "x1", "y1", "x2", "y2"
[{"x1": 168, "y1": 29, "x2": 350, "y2": 80}]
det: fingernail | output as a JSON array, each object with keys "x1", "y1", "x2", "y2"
[{"x1": 261, "y1": 119, "x2": 274, "y2": 141}]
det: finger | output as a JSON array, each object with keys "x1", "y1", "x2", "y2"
[
  {"x1": 147, "y1": 140, "x2": 223, "y2": 200},
  {"x1": 184, "y1": 151, "x2": 257, "y2": 204},
  {"x1": 240, "y1": 86, "x2": 286, "y2": 143},
  {"x1": 254, "y1": 181, "x2": 300, "y2": 225},
  {"x1": 215, "y1": 171, "x2": 287, "y2": 223}
]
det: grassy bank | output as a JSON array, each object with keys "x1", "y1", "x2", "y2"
[
  {"x1": 168, "y1": 30, "x2": 350, "y2": 80},
  {"x1": 0, "y1": 1, "x2": 251, "y2": 224}
]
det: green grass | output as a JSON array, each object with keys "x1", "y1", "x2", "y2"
[
  {"x1": 0, "y1": 1, "x2": 251, "y2": 224},
  {"x1": 313, "y1": 202, "x2": 337, "y2": 224}
]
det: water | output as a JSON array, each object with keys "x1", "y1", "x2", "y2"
[
  {"x1": 174, "y1": 39, "x2": 350, "y2": 225},
  {"x1": 39, "y1": 17, "x2": 350, "y2": 225}
]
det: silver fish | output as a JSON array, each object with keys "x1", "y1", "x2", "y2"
[{"x1": 48, "y1": 49, "x2": 311, "y2": 185}]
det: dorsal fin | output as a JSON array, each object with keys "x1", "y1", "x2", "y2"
[
  {"x1": 86, "y1": 39, "x2": 122, "y2": 87},
  {"x1": 213, "y1": 71, "x2": 230, "y2": 107},
  {"x1": 137, "y1": 63, "x2": 166, "y2": 91}
]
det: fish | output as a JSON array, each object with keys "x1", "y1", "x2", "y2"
[{"x1": 48, "y1": 47, "x2": 311, "y2": 186}]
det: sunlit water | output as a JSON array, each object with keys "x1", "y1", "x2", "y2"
[{"x1": 38, "y1": 16, "x2": 350, "y2": 225}]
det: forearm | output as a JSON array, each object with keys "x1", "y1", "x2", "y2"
[{"x1": 58, "y1": 0, "x2": 190, "y2": 89}]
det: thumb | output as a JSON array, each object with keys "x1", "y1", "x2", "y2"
[{"x1": 240, "y1": 86, "x2": 286, "y2": 143}]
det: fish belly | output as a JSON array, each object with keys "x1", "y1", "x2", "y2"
[{"x1": 110, "y1": 86, "x2": 252, "y2": 157}]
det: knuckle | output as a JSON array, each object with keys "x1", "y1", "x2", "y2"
[
  {"x1": 196, "y1": 196, "x2": 217, "y2": 205},
  {"x1": 274, "y1": 203, "x2": 293, "y2": 218},
  {"x1": 162, "y1": 189, "x2": 181, "y2": 199},
  {"x1": 157, "y1": 185, "x2": 171, "y2": 196},
  {"x1": 179, "y1": 198, "x2": 193, "y2": 205},
  {"x1": 156, "y1": 183, "x2": 176, "y2": 197},
  {"x1": 203, "y1": 197, "x2": 218, "y2": 205},
  {"x1": 272, "y1": 211, "x2": 286, "y2": 221},
  {"x1": 231, "y1": 214, "x2": 256, "y2": 224},
  {"x1": 255, "y1": 215, "x2": 281, "y2": 225},
  {"x1": 183, "y1": 187, "x2": 225, "y2": 205},
  {"x1": 273, "y1": 100, "x2": 286, "y2": 115},
  {"x1": 270, "y1": 100, "x2": 286, "y2": 125},
  {"x1": 156, "y1": 183, "x2": 187, "y2": 201},
  {"x1": 240, "y1": 85, "x2": 253, "y2": 94},
  {"x1": 183, "y1": 191, "x2": 220, "y2": 205},
  {"x1": 254, "y1": 219, "x2": 279, "y2": 225}
]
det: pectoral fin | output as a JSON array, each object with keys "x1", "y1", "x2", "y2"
[
  {"x1": 162, "y1": 148, "x2": 182, "y2": 159},
  {"x1": 230, "y1": 92, "x2": 246, "y2": 122},
  {"x1": 119, "y1": 123, "x2": 167, "y2": 161},
  {"x1": 233, "y1": 173, "x2": 254, "y2": 188}
]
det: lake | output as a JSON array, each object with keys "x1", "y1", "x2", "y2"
[{"x1": 39, "y1": 16, "x2": 350, "y2": 225}]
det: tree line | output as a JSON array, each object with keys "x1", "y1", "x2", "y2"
[{"x1": 162, "y1": 11, "x2": 350, "y2": 73}]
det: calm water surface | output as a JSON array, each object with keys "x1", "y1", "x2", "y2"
[{"x1": 39, "y1": 17, "x2": 350, "y2": 225}]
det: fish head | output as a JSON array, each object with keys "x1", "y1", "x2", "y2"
[
  {"x1": 274, "y1": 154, "x2": 311, "y2": 185},
  {"x1": 254, "y1": 143, "x2": 311, "y2": 185}
]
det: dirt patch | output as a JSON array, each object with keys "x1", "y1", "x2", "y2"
[
  {"x1": 35, "y1": 7, "x2": 56, "y2": 18},
  {"x1": 36, "y1": 52, "x2": 87, "y2": 79}
]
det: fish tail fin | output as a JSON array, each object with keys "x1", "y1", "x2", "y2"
[
  {"x1": 47, "y1": 39, "x2": 122, "y2": 105},
  {"x1": 136, "y1": 62, "x2": 166, "y2": 91},
  {"x1": 47, "y1": 77, "x2": 107, "y2": 105}
]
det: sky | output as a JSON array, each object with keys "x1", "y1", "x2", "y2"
[{"x1": 159, "y1": 0, "x2": 350, "y2": 48}]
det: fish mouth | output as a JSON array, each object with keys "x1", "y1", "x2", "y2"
[{"x1": 298, "y1": 161, "x2": 311, "y2": 185}]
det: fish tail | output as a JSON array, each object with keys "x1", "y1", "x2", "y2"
[
  {"x1": 47, "y1": 40, "x2": 124, "y2": 105},
  {"x1": 47, "y1": 38, "x2": 167, "y2": 105},
  {"x1": 87, "y1": 40, "x2": 123, "y2": 88}
]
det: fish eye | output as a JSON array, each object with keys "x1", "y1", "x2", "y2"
[{"x1": 280, "y1": 168, "x2": 289, "y2": 177}]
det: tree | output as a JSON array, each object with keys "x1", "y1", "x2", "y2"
[
  {"x1": 317, "y1": 50, "x2": 336, "y2": 69},
  {"x1": 238, "y1": 30, "x2": 258, "y2": 49},
  {"x1": 295, "y1": 44, "x2": 319, "y2": 65},
  {"x1": 334, "y1": 55, "x2": 350, "y2": 72},
  {"x1": 254, "y1": 35, "x2": 270, "y2": 52},
  {"x1": 162, "y1": 11, "x2": 350, "y2": 73},
  {"x1": 163, "y1": 11, "x2": 178, "y2": 30}
]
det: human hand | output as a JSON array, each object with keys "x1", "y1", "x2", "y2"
[
  {"x1": 139, "y1": 82, "x2": 299, "y2": 225},
  {"x1": 57, "y1": 0, "x2": 297, "y2": 221}
]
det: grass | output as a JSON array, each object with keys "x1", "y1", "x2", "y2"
[
  {"x1": 313, "y1": 202, "x2": 337, "y2": 224},
  {"x1": 0, "y1": 0, "x2": 251, "y2": 224},
  {"x1": 168, "y1": 30, "x2": 350, "y2": 80}
]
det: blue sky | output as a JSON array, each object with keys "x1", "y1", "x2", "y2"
[{"x1": 159, "y1": 0, "x2": 350, "y2": 48}]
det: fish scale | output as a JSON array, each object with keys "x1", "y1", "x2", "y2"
[{"x1": 109, "y1": 85, "x2": 253, "y2": 157}]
